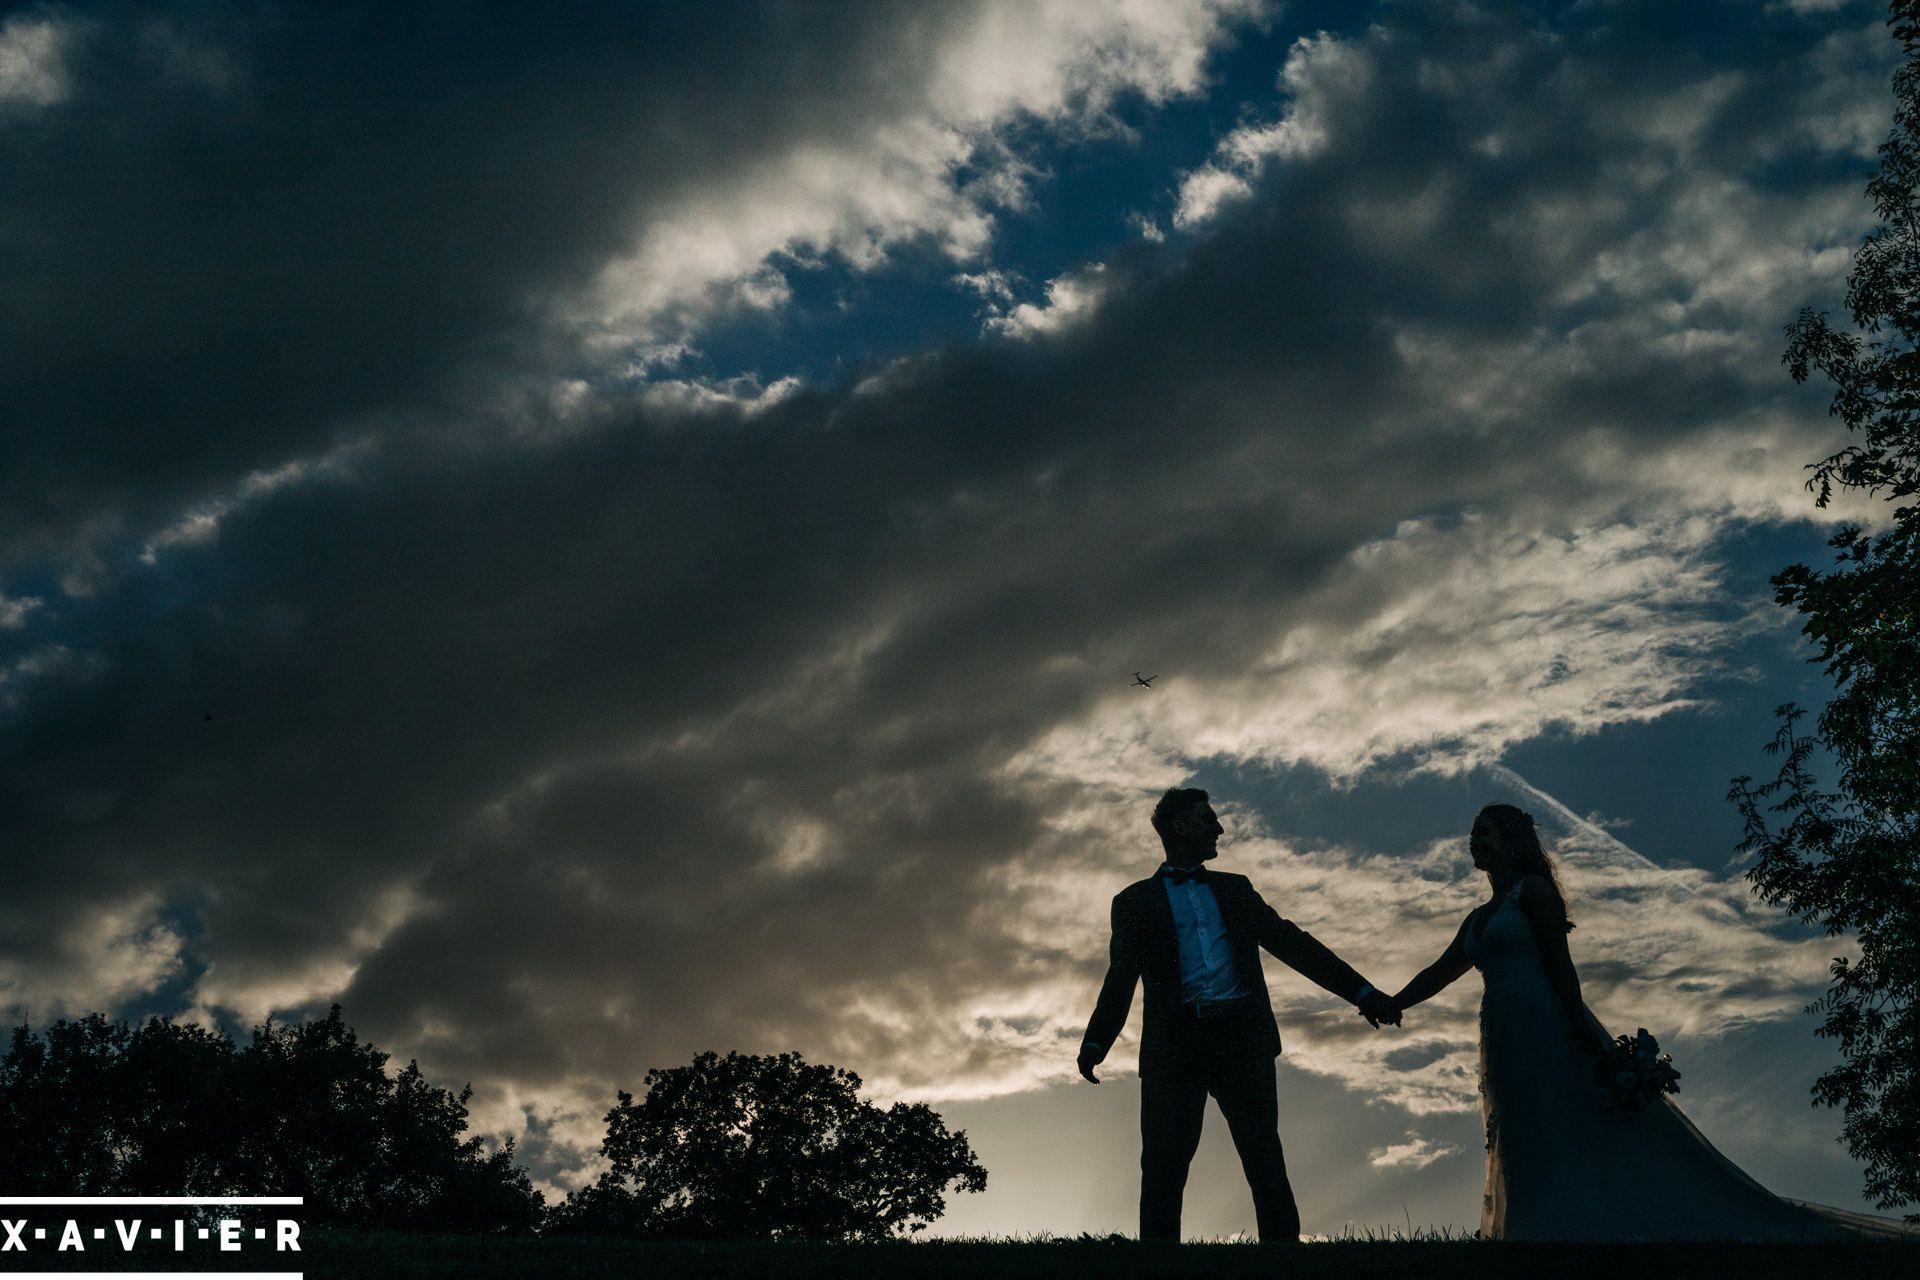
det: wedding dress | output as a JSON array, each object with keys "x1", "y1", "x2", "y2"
[{"x1": 1465, "y1": 880, "x2": 1915, "y2": 1240}]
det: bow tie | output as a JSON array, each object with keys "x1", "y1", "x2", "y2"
[{"x1": 1161, "y1": 865, "x2": 1209, "y2": 885}]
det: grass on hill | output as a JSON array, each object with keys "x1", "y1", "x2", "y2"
[{"x1": 7, "y1": 1228, "x2": 1918, "y2": 1280}]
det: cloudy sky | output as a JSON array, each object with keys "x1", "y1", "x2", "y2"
[{"x1": 0, "y1": 0, "x2": 1902, "y2": 1237}]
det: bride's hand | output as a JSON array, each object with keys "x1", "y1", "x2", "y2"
[{"x1": 1569, "y1": 1023, "x2": 1603, "y2": 1055}]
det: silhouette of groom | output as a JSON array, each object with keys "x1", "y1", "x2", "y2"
[{"x1": 1077, "y1": 787, "x2": 1401, "y2": 1242}]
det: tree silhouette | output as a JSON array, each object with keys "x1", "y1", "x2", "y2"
[
  {"x1": 0, "y1": 1014, "x2": 139, "y2": 1194},
  {"x1": 0, "y1": 1006, "x2": 541, "y2": 1232},
  {"x1": 547, "y1": 1050, "x2": 986, "y2": 1240},
  {"x1": 227, "y1": 1006, "x2": 542, "y2": 1231},
  {"x1": 116, "y1": 1016, "x2": 245, "y2": 1196},
  {"x1": 1730, "y1": 0, "x2": 1920, "y2": 1219}
]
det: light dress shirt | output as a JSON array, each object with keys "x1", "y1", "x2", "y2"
[{"x1": 1160, "y1": 864, "x2": 1253, "y2": 1005}]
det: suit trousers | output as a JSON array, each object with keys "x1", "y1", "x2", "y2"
[{"x1": 1138, "y1": 1001, "x2": 1298, "y2": 1243}]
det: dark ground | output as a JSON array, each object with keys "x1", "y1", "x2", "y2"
[{"x1": 5, "y1": 1231, "x2": 1918, "y2": 1279}]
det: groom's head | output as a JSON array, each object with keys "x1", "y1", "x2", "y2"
[{"x1": 1151, "y1": 787, "x2": 1222, "y2": 865}]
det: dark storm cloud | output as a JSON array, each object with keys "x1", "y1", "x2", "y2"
[
  {"x1": 0, "y1": 0, "x2": 1250, "y2": 568},
  {"x1": 0, "y1": 210, "x2": 1426, "y2": 1060},
  {"x1": 0, "y1": 0, "x2": 727, "y2": 556},
  {"x1": 0, "y1": 0, "x2": 1895, "y2": 1188}
]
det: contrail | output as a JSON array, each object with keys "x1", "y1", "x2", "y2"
[{"x1": 1483, "y1": 762, "x2": 1660, "y2": 872}]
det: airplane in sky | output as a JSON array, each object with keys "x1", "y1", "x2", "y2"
[{"x1": 1133, "y1": 673, "x2": 1155, "y2": 688}]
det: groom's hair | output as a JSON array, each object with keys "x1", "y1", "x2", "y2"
[{"x1": 1151, "y1": 787, "x2": 1210, "y2": 836}]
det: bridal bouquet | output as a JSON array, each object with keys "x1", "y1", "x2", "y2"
[{"x1": 1591, "y1": 1028, "x2": 1681, "y2": 1115}]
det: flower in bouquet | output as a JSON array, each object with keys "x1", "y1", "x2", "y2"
[{"x1": 1591, "y1": 1027, "x2": 1681, "y2": 1115}]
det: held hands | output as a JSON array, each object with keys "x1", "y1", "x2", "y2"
[{"x1": 1358, "y1": 990, "x2": 1403, "y2": 1029}]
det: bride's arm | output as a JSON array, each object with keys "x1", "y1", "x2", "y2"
[
  {"x1": 1517, "y1": 874, "x2": 1600, "y2": 1051},
  {"x1": 1390, "y1": 916, "x2": 1473, "y2": 1009}
]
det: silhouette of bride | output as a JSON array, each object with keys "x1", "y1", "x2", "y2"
[{"x1": 1388, "y1": 804, "x2": 1913, "y2": 1240}]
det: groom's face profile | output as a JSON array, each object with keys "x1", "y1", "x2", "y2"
[{"x1": 1160, "y1": 799, "x2": 1224, "y2": 864}]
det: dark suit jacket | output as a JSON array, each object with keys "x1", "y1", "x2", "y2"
[{"x1": 1080, "y1": 869, "x2": 1371, "y2": 1076}]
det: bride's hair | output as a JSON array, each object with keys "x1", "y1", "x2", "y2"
[{"x1": 1479, "y1": 803, "x2": 1575, "y2": 932}]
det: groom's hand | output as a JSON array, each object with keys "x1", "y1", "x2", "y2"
[
  {"x1": 1076, "y1": 1042, "x2": 1104, "y2": 1084},
  {"x1": 1358, "y1": 990, "x2": 1402, "y2": 1029}
]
